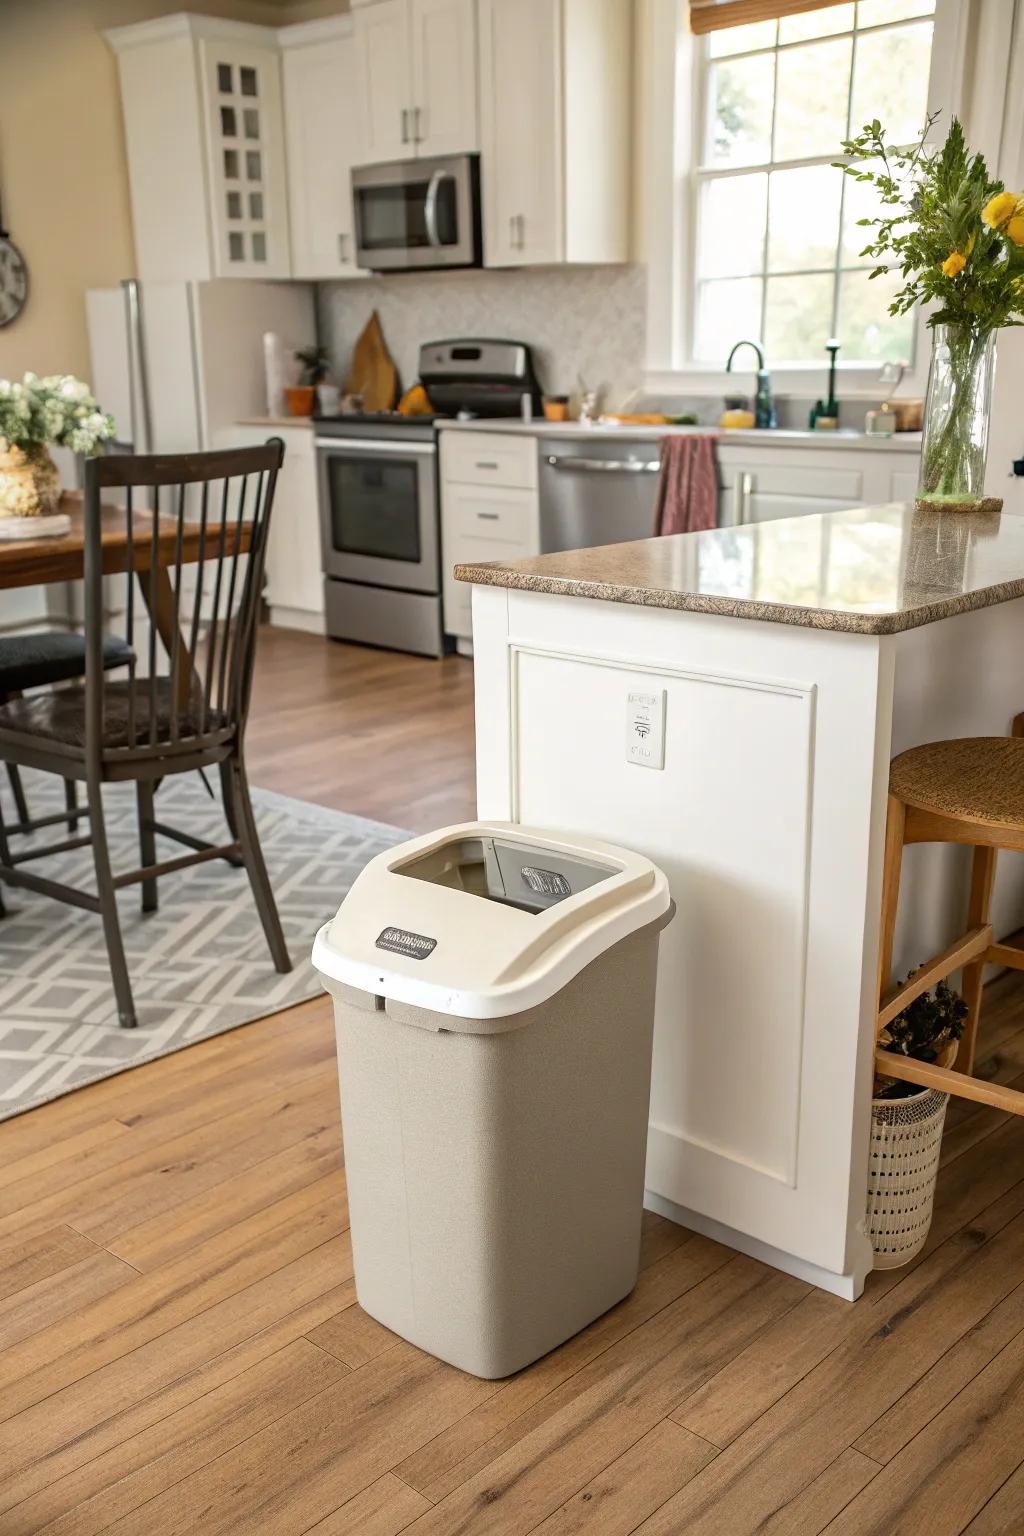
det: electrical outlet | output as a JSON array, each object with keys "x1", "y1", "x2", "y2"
[{"x1": 626, "y1": 687, "x2": 666, "y2": 769}]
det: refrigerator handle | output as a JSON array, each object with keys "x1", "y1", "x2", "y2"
[{"x1": 122, "y1": 279, "x2": 153, "y2": 455}]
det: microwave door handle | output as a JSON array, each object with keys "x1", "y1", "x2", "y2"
[{"x1": 424, "y1": 170, "x2": 447, "y2": 248}]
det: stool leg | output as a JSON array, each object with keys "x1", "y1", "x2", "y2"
[
  {"x1": 877, "y1": 794, "x2": 906, "y2": 1028},
  {"x1": 959, "y1": 844, "x2": 997, "y2": 1075}
]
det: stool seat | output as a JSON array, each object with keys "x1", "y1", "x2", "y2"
[{"x1": 889, "y1": 737, "x2": 1024, "y2": 830}]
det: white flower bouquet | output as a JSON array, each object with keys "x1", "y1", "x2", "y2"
[
  {"x1": 0, "y1": 373, "x2": 116, "y2": 520},
  {"x1": 0, "y1": 373, "x2": 116, "y2": 457}
]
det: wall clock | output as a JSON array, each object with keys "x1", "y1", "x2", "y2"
[{"x1": 0, "y1": 195, "x2": 28, "y2": 328}]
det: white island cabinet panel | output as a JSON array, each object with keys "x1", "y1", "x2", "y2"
[
  {"x1": 474, "y1": 588, "x2": 887, "y2": 1296},
  {"x1": 514, "y1": 647, "x2": 814, "y2": 1188}
]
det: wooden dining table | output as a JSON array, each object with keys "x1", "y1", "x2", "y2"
[
  {"x1": 0, "y1": 494, "x2": 253, "y2": 705},
  {"x1": 0, "y1": 494, "x2": 251, "y2": 590}
]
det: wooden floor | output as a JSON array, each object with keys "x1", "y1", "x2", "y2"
[{"x1": 4, "y1": 627, "x2": 1024, "y2": 1535}]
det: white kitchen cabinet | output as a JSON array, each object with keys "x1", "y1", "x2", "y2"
[
  {"x1": 222, "y1": 423, "x2": 324, "y2": 633},
  {"x1": 351, "y1": 0, "x2": 478, "y2": 163},
  {"x1": 717, "y1": 441, "x2": 921, "y2": 525},
  {"x1": 280, "y1": 18, "x2": 366, "y2": 280},
  {"x1": 108, "y1": 15, "x2": 291, "y2": 281},
  {"x1": 410, "y1": 0, "x2": 480, "y2": 156},
  {"x1": 440, "y1": 429, "x2": 540, "y2": 647},
  {"x1": 478, "y1": 0, "x2": 632, "y2": 267}
]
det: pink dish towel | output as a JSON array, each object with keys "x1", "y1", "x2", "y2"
[{"x1": 653, "y1": 434, "x2": 719, "y2": 536}]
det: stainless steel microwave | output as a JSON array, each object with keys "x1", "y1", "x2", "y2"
[{"x1": 352, "y1": 153, "x2": 482, "y2": 272}]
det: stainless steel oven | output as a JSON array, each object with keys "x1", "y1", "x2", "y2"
[
  {"x1": 316, "y1": 421, "x2": 444, "y2": 657},
  {"x1": 352, "y1": 153, "x2": 481, "y2": 272}
]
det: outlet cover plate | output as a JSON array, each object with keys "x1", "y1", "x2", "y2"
[{"x1": 626, "y1": 687, "x2": 666, "y2": 769}]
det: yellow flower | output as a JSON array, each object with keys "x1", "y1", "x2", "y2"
[
  {"x1": 983, "y1": 191, "x2": 1018, "y2": 229},
  {"x1": 942, "y1": 251, "x2": 966, "y2": 277},
  {"x1": 1008, "y1": 214, "x2": 1024, "y2": 246}
]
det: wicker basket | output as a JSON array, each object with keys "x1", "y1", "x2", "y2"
[{"x1": 866, "y1": 1045, "x2": 956, "y2": 1270}]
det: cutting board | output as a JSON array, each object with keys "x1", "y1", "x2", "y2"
[{"x1": 346, "y1": 311, "x2": 398, "y2": 412}]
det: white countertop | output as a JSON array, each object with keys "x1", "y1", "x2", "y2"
[
  {"x1": 438, "y1": 419, "x2": 922, "y2": 451},
  {"x1": 237, "y1": 415, "x2": 314, "y2": 429}
]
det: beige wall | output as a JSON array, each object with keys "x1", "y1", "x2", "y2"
[{"x1": 0, "y1": 0, "x2": 346, "y2": 384}]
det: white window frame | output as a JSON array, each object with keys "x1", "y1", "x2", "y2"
[{"x1": 640, "y1": 0, "x2": 973, "y2": 400}]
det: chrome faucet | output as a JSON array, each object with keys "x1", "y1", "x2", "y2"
[{"x1": 726, "y1": 340, "x2": 776, "y2": 430}]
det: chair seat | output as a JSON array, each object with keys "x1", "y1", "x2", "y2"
[
  {"x1": 0, "y1": 680, "x2": 226, "y2": 752},
  {"x1": 0, "y1": 633, "x2": 133, "y2": 695},
  {"x1": 890, "y1": 737, "x2": 1024, "y2": 829}
]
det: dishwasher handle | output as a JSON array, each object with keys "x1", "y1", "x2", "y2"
[{"x1": 546, "y1": 455, "x2": 661, "y2": 474}]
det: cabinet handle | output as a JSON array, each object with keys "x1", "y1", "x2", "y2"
[
  {"x1": 516, "y1": 213, "x2": 525, "y2": 249},
  {"x1": 475, "y1": 460, "x2": 500, "y2": 470},
  {"x1": 337, "y1": 232, "x2": 349, "y2": 263},
  {"x1": 413, "y1": 106, "x2": 423, "y2": 142},
  {"x1": 732, "y1": 471, "x2": 753, "y2": 525},
  {"x1": 401, "y1": 108, "x2": 410, "y2": 144},
  {"x1": 476, "y1": 511, "x2": 501, "y2": 520}
]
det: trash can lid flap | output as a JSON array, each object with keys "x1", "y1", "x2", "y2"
[{"x1": 311, "y1": 821, "x2": 671, "y2": 1021}]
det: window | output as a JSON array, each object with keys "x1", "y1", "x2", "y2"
[{"x1": 692, "y1": 0, "x2": 935, "y2": 368}]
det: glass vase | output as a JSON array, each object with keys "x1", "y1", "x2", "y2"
[{"x1": 917, "y1": 324, "x2": 1000, "y2": 513}]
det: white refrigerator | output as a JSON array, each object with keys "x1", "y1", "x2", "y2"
[
  {"x1": 86, "y1": 278, "x2": 315, "y2": 453},
  {"x1": 83, "y1": 278, "x2": 314, "y2": 645}
]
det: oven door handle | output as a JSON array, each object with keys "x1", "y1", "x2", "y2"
[
  {"x1": 424, "y1": 170, "x2": 448, "y2": 248},
  {"x1": 315, "y1": 437, "x2": 437, "y2": 454}
]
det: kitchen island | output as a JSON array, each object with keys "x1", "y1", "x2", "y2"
[{"x1": 457, "y1": 502, "x2": 1024, "y2": 1298}]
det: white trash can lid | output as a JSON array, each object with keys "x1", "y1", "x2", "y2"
[{"x1": 311, "y1": 821, "x2": 671, "y2": 1022}]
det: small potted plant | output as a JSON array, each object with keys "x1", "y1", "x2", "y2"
[
  {"x1": 0, "y1": 373, "x2": 115, "y2": 522},
  {"x1": 866, "y1": 975, "x2": 967, "y2": 1269},
  {"x1": 286, "y1": 346, "x2": 329, "y2": 417}
]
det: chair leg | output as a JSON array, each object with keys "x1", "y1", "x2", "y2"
[
  {"x1": 136, "y1": 780, "x2": 158, "y2": 914},
  {"x1": 0, "y1": 795, "x2": 8, "y2": 918},
  {"x1": 959, "y1": 844, "x2": 997, "y2": 1075},
  {"x1": 65, "y1": 778, "x2": 79, "y2": 833},
  {"x1": 217, "y1": 761, "x2": 245, "y2": 868},
  {"x1": 224, "y1": 754, "x2": 291, "y2": 974},
  {"x1": 876, "y1": 794, "x2": 906, "y2": 1029},
  {"x1": 6, "y1": 764, "x2": 29, "y2": 828},
  {"x1": 88, "y1": 777, "x2": 137, "y2": 1029}
]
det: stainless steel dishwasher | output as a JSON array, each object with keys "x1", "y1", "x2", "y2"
[{"x1": 539, "y1": 437, "x2": 661, "y2": 552}]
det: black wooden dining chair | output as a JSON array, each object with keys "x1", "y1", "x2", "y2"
[
  {"x1": 0, "y1": 441, "x2": 290, "y2": 1028},
  {"x1": 0, "y1": 632, "x2": 134, "y2": 831}
]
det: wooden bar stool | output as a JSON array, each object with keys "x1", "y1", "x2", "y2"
[{"x1": 876, "y1": 732, "x2": 1024, "y2": 1114}]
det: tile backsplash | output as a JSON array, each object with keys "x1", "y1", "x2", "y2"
[{"x1": 316, "y1": 264, "x2": 647, "y2": 405}]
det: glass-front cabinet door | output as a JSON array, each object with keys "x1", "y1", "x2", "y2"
[{"x1": 199, "y1": 37, "x2": 292, "y2": 278}]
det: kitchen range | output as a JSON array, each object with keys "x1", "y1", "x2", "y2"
[{"x1": 315, "y1": 337, "x2": 541, "y2": 656}]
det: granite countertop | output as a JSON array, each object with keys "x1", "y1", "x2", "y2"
[
  {"x1": 439, "y1": 420, "x2": 922, "y2": 451},
  {"x1": 455, "y1": 502, "x2": 1024, "y2": 635}
]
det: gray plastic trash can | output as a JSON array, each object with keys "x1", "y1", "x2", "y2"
[{"x1": 312, "y1": 821, "x2": 673, "y2": 1379}]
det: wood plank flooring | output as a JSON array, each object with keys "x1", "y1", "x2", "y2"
[{"x1": 4, "y1": 626, "x2": 1024, "y2": 1534}]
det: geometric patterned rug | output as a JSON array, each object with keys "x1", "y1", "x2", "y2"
[{"x1": 0, "y1": 771, "x2": 407, "y2": 1119}]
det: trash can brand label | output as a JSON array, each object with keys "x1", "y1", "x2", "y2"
[{"x1": 376, "y1": 926, "x2": 437, "y2": 960}]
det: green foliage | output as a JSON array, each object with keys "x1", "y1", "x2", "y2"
[
  {"x1": 834, "y1": 114, "x2": 1024, "y2": 333},
  {"x1": 295, "y1": 346, "x2": 329, "y2": 386},
  {"x1": 875, "y1": 975, "x2": 968, "y2": 1101},
  {"x1": 0, "y1": 374, "x2": 116, "y2": 456}
]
